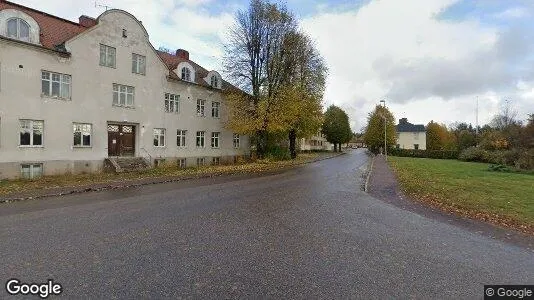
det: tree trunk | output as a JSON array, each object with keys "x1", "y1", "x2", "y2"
[
  {"x1": 289, "y1": 129, "x2": 297, "y2": 159},
  {"x1": 256, "y1": 130, "x2": 266, "y2": 159},
  {"x1": 334, "y1": 143, "x2": 338, "y2": 152}
]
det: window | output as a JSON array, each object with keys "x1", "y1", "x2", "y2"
[
  {"x1": 153, "y1": 128, "x2": 166, "y2": 147},
  {"x1": 211, "y1": 132, "x2": 220, "y2": 148},
  {"x1": 212, "y1": 101, "x2": 220, "y2": 118},
  {"x1": 197, "y1": 157, "x2": 205, "y2": 166},
  {"x1": 414, "y1": 144, "x2": 419, "y2": 150},
  {"x1": 177, "y1": 130, "x2": 187, "y2": 147},
  {"x1": 197, "y1": 99, "x2": 205, "y2": 117},
  {"x1": 210, "y1": 75, "x2": 218, "y2": 88},
  {"x1": 233, "y1": 133, "x2": 240, "y2": 148},
  {"x1": 177, "y1": 158, "x2": 187, "y2": 169},
  {"x1": 73, "y1": 123, "x2": 92, "y2": 147},
  {"x1": 212, "y1": 157, "x2": 220, "y2": 165},
  {"x1": 414, "y1": 132, "x2": 419, "y2": 140},
  {"x1": 100, "y1": 44, "x2": 116, "y2": 68},
  {"x1": 113, "y1": 84, "x2": 134, "y2": 107},
  {"x1": 7, "y1": 18, "x2": 29, "y2": 42},
  {"x1": 132, "y1": 53, "x2": 146, "y2": 75},
  {"x1": 21, "y1": 163, "x2": 43, "y2": 179},
  {"x1": 19, "y1": 120, "x2": 43, "y2": 146},
  {"x1": 196, "y1": 131, "x2": 205, "y2": 148},
  {"x1": 181, "y1": 67, "x2": 191, "y2": 81},
  {"x1": 41, "y1": 71, "x2": 71, "y2": 99},
  {"x1": 165, "y1": 93, "x2": 180, "y2": 113}
]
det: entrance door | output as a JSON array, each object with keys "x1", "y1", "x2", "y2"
[{"x1": 108, "y1": 124, "x2": 136, "y2": 157}]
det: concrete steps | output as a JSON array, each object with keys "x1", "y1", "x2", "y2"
[{"x1": 105, "y1": 157, "x2": 151, "y2": 173}]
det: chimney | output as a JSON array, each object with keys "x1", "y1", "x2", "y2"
[
  {"x1": 399, "y1": 118, "x2": 408, "y2": 124},
  {"x1": 176, "y1": 49, "x2": 189, "y2": 60},
  {"x1": 79, "y1": 15, "x2": 97, "y2": 28}
]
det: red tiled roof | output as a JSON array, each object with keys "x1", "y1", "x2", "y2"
[{"x1": 0, "y1": 0, "x2": 88, "y2": 50}]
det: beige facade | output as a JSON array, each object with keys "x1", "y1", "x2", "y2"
[
  {"x1": 396, "y1": 132, "x2": 427, "y2": 150},
  {"x1": 0, "y1": 7, "x2": 249, "y2": 179},
  {"x1": 300, "y1": 133, "x2": 333, "y2": 151}
]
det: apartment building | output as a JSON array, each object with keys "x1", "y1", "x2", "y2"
[{"x1": 0, "y1": 1, "x2": 249, "y2": 179}]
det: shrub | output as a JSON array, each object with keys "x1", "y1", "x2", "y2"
[
  {"x1": 488, "y1": 164, "x2": 512, "y2": 172},
  {"x1": 264, "y1": 145, "x2": 291, "y2": 161},
  {"x1": 389, "y1": 148, "x2": 459, "y2": 159},
  {"x1": 515, "y1": 149, "x2": 534, "y2": 170},
  {"x1": 458, "y1": 147, "x2": 492, "y2": 163}
]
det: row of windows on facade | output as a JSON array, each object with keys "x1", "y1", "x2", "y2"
[
  {"x1": 100, "y1": 44, "x2": 220, "y2": 88},
  {"x1": 20, "y1": 154, "x2": 236, "y2": 180},
  {"x1": 40, "y1": 71, "x2": 221, "y2": 116},
  {"x1": 18, "y1": 120, "x2": 240, "y2": 149}
]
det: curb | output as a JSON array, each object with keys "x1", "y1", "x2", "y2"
[
  {"x1": 364, "y1": 155, "x2": 376, "y2": 192},
  {"x1": 0, "y1": 152, "x2": 345, "y2": 204}
]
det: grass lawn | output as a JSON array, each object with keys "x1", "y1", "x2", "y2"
[
  {"x1": 0, "y1": 153, "x2": 324, "y2": 198},
  {"x1": 388, "y1": 156, "x2": 534, "y2": 232}
]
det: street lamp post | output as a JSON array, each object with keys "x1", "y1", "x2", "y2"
[{"x1": 380, "y1": 100, "x2": 387, "y2": 160}]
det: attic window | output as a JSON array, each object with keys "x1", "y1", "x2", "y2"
[
  {"x1": 122, "y1": 29, "x2": 127, "y2": 38},
  {"x1": 210, "y1": 75, "x2": 219, "y2": 88},
  {"x1": 7, "y1": 18, "x2": 30, "y2": 42},
  {"x1": 181, "y1": 67, "x2": 191, "y2": 82}
]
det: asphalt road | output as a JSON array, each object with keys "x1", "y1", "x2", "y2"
[{"x1": 1, "y1": 149, "x2": 533, "y2": 299}]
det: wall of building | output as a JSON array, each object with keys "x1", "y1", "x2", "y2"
[
  {"x1": 0, "y1": 10, "x2": 249, "y2": 179},
  {"x1": 397, "y1": 132, "x2": 427, "y2": 150}
]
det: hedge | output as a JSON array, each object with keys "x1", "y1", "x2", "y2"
[{"x1": 389, "y1": 148, "x2": 460, "y2": 159}]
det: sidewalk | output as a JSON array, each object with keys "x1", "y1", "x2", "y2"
[
  {"x1": 0, "y1": 152, "x2": 345, "y2": 203},
  {"x1": 367, "y1": 155, "x2": 405, "y2": 203}
]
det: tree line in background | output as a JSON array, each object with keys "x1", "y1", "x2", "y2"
[
  {"x1": 364, "y1": 102, "x2": 534, "y2": 170},
  {"x1": 223, "y1": 0, "x2": 330, "y2": 159}
]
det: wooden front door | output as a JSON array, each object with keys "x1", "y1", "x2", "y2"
[{"x1": 108, "y1": 124, "x2": 136, "y2": 157}]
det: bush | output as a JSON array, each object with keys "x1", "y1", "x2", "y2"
[
  {"x1": 264, "y1": 145, "x2": 291, "y2": 161},
  {"x1": 459, "y1": 147, "x2": 533, "y2": 170},
  {"x1": 488, "y1": 164, "x2": 512, "y2": 172},
  {"x1": 458, "y1": 147, "x2": 492, "y2": 163},
  {"x1": 515, "y1": 149, "x2": 534, "y2": 170},
  {"x1": 389, "y1": 148, "x2": 459, "y2": 159}
]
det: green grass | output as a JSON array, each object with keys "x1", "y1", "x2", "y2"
[
  {"x1": 388, "y1": 156, "x2": 534, "y2": 231},
  {"x1": 0, "y1": 153, "x2": 323, "y2": 197}
]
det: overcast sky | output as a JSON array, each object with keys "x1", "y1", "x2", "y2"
[{"x1": 16, "y1": 0, "x2": 534, "y2": 131}]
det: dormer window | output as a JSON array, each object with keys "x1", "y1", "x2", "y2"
[
  {"x1": 7, "y1": 18, "x2": 30, "y2": 42},
  {"x1": 181, "y1": 67, "x2": 191, "y2": 82},
  {"x1": 210, "y1": 75, "x2": 219, "y2": 88}
]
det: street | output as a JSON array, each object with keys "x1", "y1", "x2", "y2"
[{"x1": 1, "y1": 149, "x2": 533, "y2": 299}]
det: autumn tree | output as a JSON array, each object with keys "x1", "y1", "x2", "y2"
[
  {"x1": 223, "y1": 0, "x2": 326, "y2": 159},
  {"x1": 322, "y1": 105, "x2": 352, "y2": 152},
  {"x1": 426, "y1": 121, "x2": 456, "y2": 150},
  {"x1": 223, "y1": 0, "x2": 297, "y2": 158},
  {"x1": 364, "y1": 105, "x2": 396, "y2": 154}
]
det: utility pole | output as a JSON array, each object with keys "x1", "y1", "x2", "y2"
[
  {"x1": 476, "y1": 96, "x2": 479, "y2": 136},
  {"x1": 95, "y1": 1, "x2": 112, "y2": 11},
  {"x1": 380, "y1": 99, "x2": 387, "y2": 160}
]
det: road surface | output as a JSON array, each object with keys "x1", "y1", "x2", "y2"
[{"x1": 1, "y1": 149, "x2": 533, "y2": 298}]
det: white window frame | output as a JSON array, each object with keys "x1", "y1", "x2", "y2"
[
  {"x1": 212, "y1": 157, "x2": 220, "y2": 165},
  {"x1": 41, "y1": 71, "x2": 71, "y2": 100},
  {"x1": 210, "y1": 75, "x2": 219, "y2": 88},
  {"x1": 212, "y1": 101, "x2": 220, "y2": 118},
  {"x1": 177, "y1": 130, "x2": 187, "y2": 147},
  {"x1": 196, "y1": 131, "x2": 205, "y2": 148},
  {"x1": 181, "y1": 67, "x2": 191, "y2": 81},
  {"x1": 165, "y1": 93, "x2": 180, "y2": 113},
  {"x1": 153, "y1": 128, "x2": 166, "y2": 147},
  {"x1": 211, "y1": 132, "x2": 220, "y2": 148},
  {"x1": 113, "y1": 84, "x2": 135, "y2": 107},
  {"x1": 100, "y1": 44, "x2": 116, "y2": 68},
  {"x1": 73, "y1": 123, "x2": 92, "y2": 147},
  {"x1": 197, "y1": 99, "x2": 206, "y2": 117},
  {"x1": 19, "y1": 119, "x2": 43, "y2": 147},
  {"x1": 7, "y1": 18, "x2": 30, "y2": 42},
  {"x1": 21, "y1": 163, "x2": 43, "y2": 179},
  {"x1": 414, "y1": 132, "x2": 419, "y2": 140},
  {"x1": 233, "y1": 133, "x2": 240, "y2": 149},
  {"x1": 132, "y1": 53, "x2": 146, "y2": 75},
  {"x1": 197, "y1": 157, "x2": 205, "y2": 166},
  {"x1": 177, "y1": 158, "x2": 187, "y2": 169}
]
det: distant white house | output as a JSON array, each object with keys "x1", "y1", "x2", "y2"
[
  {"x1": 396, "y1": 118, "x2": 426, "y2": 150},
  {"x1": 300, "y1": 133, "x2": 334, "y2": 151}
]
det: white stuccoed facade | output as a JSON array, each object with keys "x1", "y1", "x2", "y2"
[{"x1": 0, "y1": 7, "x2": 249, "y2": 179}]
